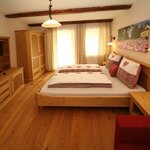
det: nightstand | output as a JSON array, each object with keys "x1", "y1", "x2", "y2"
[
  {"x1": 102, "y1": 60, "x2": 106, "y2": 66},
  {"x1": 129, "y1": 92, "x2": 150, "y2": 116}
]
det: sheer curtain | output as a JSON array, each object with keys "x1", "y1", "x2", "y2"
[
  {"x1": 53, "y1": 25, "x2": 76, "y2": 69},
  {"x1": 85, "y1": 23, "x2": 100, "y2": 64},
  {"x1": 99, "y1": 23, "x2": 111, "y2": 64},
  {"x1": 76, "y1": 24, "x2": 86, "y2": 64},
  {"x1": 85, "y1": 23, "x2": 111, "y2": 64},
  {"x1": 44, "y1": 22, "x2": 111, "y2": 70},
  {"x1": 44, "y1": 29, "x2": 56, "y2": 71}
]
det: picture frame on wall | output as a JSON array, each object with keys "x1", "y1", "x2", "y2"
[{"x1": 117, "y1": 20, "x2": 150, "y2": 52}]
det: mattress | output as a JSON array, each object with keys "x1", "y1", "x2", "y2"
[{"x1": 40, "y1": 66, "x2": 145, "y2": 96}]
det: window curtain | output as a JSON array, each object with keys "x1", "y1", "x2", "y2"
[
  {"x1": 85, "y1": 23, "x2": 111, "y2": 64},
  {"x1": 85, "y1": 23, "x2": 100, "y2": 64},
  {"x1": 44, "y1": 28, "x2": 57, "y2": 71},
  {"x1": 44, "y1": 22, "x2": 111, "y2": 70},
  {"x1": 76, "y1": 24, "x2": 87, "y2": 64},
  {"x1": 53, "y1": 25, "x2": 76, "y2": 69},
  {"x1": 98, "y1": 22, "x2": 111, "y2": 64}
]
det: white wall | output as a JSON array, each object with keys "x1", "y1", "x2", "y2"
[
  {"x1": 112, "y1": 0, "x2": 150, "y2": 65},
  {"x1": 0, "y1": 13, "x2": 29, "y2": 67}
]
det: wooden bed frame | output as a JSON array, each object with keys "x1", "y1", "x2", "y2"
[{"x1": 35, "y1": 56, "x2": 150, "y2": 107}]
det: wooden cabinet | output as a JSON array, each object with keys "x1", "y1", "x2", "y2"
[
  {"x1": 130, "y1": 92, "x2": 150, "y2": 116},
  {"x1": 15, "y1": 30, "x2": 45, "y2": 83},
  {"x1": 0, "y1": 68, "x2": 24, "y2": 109}
]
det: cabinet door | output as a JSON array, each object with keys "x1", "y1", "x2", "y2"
[
  {"x1": 38, "y1": 34, "x2": 45, "y2": 73},
  {"x1": 30, "y1": 32, "x2": 45, "y2": 80},
  {"x1": 32, "y1": 57, "x2": 41, "y2": 78},
  {"x1": 11, "y1": 69, "x2": 24, "y2": 94},
  {"x1": 30, "y1": 33, "x2": 40, "y2": 79},
  {"x1": 31, "y1": 34, "x2": 39, "y2": 57},
  {"x1": 39, "y1": 35, "x2": 45, "y2": 54},
  {"x1": 39, "y1": 55, "x2": 45, "y2": 74}
]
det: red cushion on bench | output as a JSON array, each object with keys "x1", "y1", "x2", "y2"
[
  {"x1": 119, "y1": 143, "x2": 150, "y2": 150},
  {"x1": 114, "y1": 115, "x2": 150, "y2": 150}
]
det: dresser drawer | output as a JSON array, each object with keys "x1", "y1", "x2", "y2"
[{"x1": 0, "y1": 79, "x2": 11, "y2": 104}]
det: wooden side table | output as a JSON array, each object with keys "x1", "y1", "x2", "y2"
[
  {"x1": 129, "y1": 92, "x2": 150, "y2": 116},
  {"x1": 102, "y1": 60, "x2": 106, "y2": 66}
]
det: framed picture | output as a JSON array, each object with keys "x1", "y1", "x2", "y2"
[{"x1": 118, "y1": 20, "x2": 150, "y2": 52}]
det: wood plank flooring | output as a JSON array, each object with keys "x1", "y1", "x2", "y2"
[{"x1": 0, "y1": 72, "x2": 128, "y2": 150}]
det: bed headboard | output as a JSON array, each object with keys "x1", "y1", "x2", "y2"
[
  {"x1": 138, "y1": 64, "x2": 150, "y2": 91},
  {"x1": 116, "y1": 53, "x2": 150, "y2": 91}
]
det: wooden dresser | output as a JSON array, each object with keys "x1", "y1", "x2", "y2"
[
  {"x1": 0, "y1": 67, "x2": 24, "y2": 109},
  {"x1": 15, "y1": 30, "x2": 46, "y2": 83}
]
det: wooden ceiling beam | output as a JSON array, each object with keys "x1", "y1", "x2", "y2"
[
  {"x1": 28, "y1": 19, "x2": 113, "y2": 27},
  {"x1": 5, "y1": 5, "x2": 132, "y2": 18}
]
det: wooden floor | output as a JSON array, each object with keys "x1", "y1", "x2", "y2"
[{"x1": 0, "y1": 72, "x2": 128, "y2": 150}]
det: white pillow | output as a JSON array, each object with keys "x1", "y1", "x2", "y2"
[
  {"x1": 108, "y1": 52, "x2": 122, "y2": 62},
  {"x1": 119, "y1": 57, "x2": 140, "y2": 75},
  {"x1": 106, "y1": 52, "x2": 122, "y2": 69},
  {"x1": 116, "y1": 57, "x2": 141, "y2": 88}
]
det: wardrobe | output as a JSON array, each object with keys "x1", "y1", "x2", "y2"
[{"x1": 15, "y1": 30, "x2": 45, "y2": 82}]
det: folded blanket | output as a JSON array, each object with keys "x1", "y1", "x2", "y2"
[
  {"x1": 48, "y1": 83, "x2": 112, "y2": 88},
  {"x1": 58, "y1": 64, "x2": 102, "y2": 73},
  {"x1": 58, "y1": 68, "x2": 102, "y2": 73},
  {"x1": 47, "y1": 72, "x2": 112, "y2": 88}
]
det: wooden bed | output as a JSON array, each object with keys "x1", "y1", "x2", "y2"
[{"x1": 35, "y1": 56, "x2": 150, "y2": 107}]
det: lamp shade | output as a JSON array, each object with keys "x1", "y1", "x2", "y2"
[
  {"x1": 41, "y1": 19, "x2": 61, "y2": 28},
  {"x1": 107, "y1": 42, "x2": 113, "y2": 46}
]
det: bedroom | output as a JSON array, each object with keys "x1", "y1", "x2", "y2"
[{"x1": 0, "y1": 0, "x2": 150, "y2": 149}]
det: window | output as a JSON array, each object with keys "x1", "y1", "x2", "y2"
[
  {"x1": 55, "y1": 26, "x2": 76, "y2": 68},
  {"x1": 85, "y1": 24, "x2": 99, "y2": 56}
]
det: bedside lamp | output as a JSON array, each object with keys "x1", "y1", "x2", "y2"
[{"x1": 107, "y1": 36, "x2": 115, "y2": 46}]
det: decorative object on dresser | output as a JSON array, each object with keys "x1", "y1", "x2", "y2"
[
  {"x1": 0, "y1": 36, "x2": 10, "y2": 73},
  {"x1": 0, "y1": 67, "x2": 24, "y2": 109},
  {"x1": 15, "y1": 30, "x2": 46, "y2": 83}
]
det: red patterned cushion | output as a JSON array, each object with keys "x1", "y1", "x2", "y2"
[
  {"x1": 109, "y1": 64, "x2": 119, "y2": 77},
  {"x1": 116, "y1": 57, "x2": 141, "y2": 88},
  {"x1": 114, "y1": 115, "x2": 150, "y2": 150},
  {"x1": 106, "y1": 52, "x2": 122, "y2": 69}
]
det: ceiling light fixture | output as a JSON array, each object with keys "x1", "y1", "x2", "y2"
[{"x1": 41, "y1": 0, "x2": 61, "y2": 28}]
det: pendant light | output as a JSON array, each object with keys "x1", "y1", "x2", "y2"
[{"x1": 42, "y1": 0, "x2": 61, "y2": 28}]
